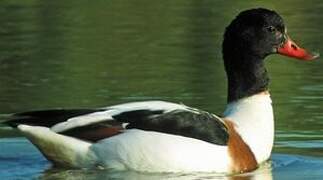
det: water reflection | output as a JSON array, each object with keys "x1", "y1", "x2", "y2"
[
  {"x1": 39, "y1": 154, "x2": 323, "y2": 180},
  {"x1": 40, "y1": 162, "x2": 273, "y2": 180}
]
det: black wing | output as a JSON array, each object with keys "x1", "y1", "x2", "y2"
[
  {"x1": 3, "y1": 101, "x2": 229, "y2": 145},
  {"x1": 4, "y1": 109, "x2": 104, "y2": 128},
  {"x1": 114, "y1": 109, "x2": 229, "y2": 145}
]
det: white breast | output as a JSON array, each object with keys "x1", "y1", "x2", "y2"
[{"x1": 223, "y1": 94, "x2": 274, "y2": 163}]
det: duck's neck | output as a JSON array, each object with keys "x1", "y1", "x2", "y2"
[
  {"x1": 223, "y1": 92, "x2": 274, "y2": 163},
  {"x1": 224, "y1": 53, "x2": 270, "y2": 103}
]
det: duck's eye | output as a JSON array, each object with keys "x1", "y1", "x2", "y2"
[{"x1": 266, "y1": 26, "x2": 276, "y2": 33}]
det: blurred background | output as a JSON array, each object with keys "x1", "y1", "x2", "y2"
[{"x1": 1, "y1": 0, "x2": 323, "y2": 179}]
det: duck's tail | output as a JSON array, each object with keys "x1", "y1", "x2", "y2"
[
  {"x1": 17, "y1": 124, "x2": 98, "y2": 168},
  {"x1": 2, "y1": 109, "x2": 100, "y2": 128}
]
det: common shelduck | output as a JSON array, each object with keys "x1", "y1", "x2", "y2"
[{"x1": 3, "y1": 8, "x2": 319, "y2": 174}]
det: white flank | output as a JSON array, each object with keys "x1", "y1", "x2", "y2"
[
  {"x1": 91, "y1": 129, "x2": 230, "y2": 172},
  {"x1": 18, "y1": 125, "x2": 231, "y2": 172},
  {"x1": 223, "y1": 93, "x2": 274, "y2": 163}
]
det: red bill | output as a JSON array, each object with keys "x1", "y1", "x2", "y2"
[{"x1": 277, "y1": 35, "x2": 319, "y2": 61}]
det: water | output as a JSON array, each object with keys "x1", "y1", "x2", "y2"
[{"x1": 1, "y1": 0, "x2": 323, "y2": 179}]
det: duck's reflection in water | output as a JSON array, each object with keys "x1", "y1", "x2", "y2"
[{"x1": 40, "y1": 161, "x2": 273, "y2": 180}]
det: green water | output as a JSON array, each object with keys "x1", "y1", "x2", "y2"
[{"x1": 1, "y1": 0, "x2": 323, "y2": 179}]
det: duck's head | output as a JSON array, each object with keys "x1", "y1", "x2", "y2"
[{"x1": 223, "y1": 8, "x2": 319, "y2": 102}]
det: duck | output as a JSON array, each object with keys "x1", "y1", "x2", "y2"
[{"x1": 3, "y1": 8, "x2": 319, "y2": 174}]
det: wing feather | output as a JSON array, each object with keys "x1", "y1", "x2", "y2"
[{"x1": 3, "y1": 101, "x2": 229, "y2": 145}]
